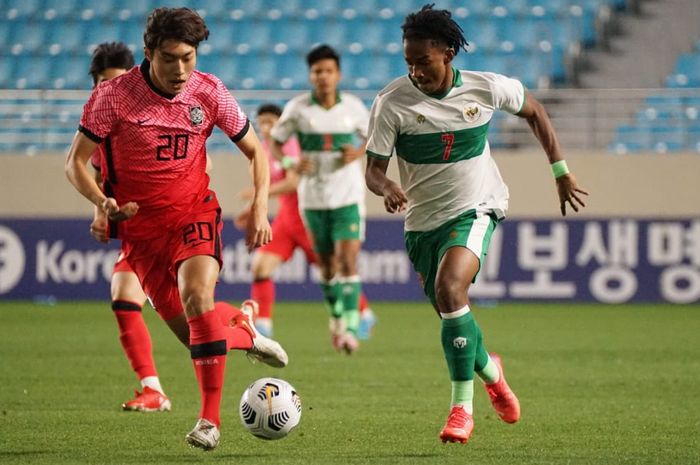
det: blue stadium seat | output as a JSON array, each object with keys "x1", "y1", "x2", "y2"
[
  {"x1": 344, "y1": 18, "x2": 383, "y2": 53},
  {"x1": 466, "y1": 19, "x2": 499, "y2": 52},
  {"x1": 374, "y1": 0, "x2": 419, "y2": 16},
  {"x1": 45, "y1": 20, "x2": 84, "y2": 54},
  {"x1": 228, "y1": 0, "x2": 265, "y2": 18},
  {"x1": 40, "y1": 0, "x2": 83, "y2": 19},
  {"x1": 234, "y1": 20, "x2": 272, "y2": 53},
  {"x1": 264, "y1": 0, "x2": 302, "y2": 18},
  {"x1": 3, "y1": 0, "x2": 41, "y2": 20},
  {"x1": 271, "y1": 19, "x2": 309, "y2": 53},
  {"x1": 112, "y1": 0, "x2": 152, "y2": 19},
  {"x1": 675, "y1": 53, "x2": 700, "y2": 76},
  {"x1": 489, "y1": 0, "x2": 530, "y2": 16},
  {"x1": 0, "y1": 55, "x2": 16, "y2": 87},
  {"x1": 650, "y1": 125, "x2": 686, "y2": 152},
  {"x1": 686, "y1": 123, "x2": 700, "y2": 152},
  {"x1": 342, "y1": 0, "x2": 377, "y2": 17},
  {"x1": 198, "y1": 56, "x2": 239, "y2": 89},
  {"x1": 8, "y1": 20, "x2": 46, "y2": 54},
  {"x1": 50, "y1": 55, "x2": 91, "y2": 89},
  {"x1": 302, "y1": 0, "x2": 341, "y2": 18},
  {"x1": 119, "y1": 20, "x2": 144, "y2": 50},
  {"x1": 13, "y1": 56, "x2": 51, "y2": 89},
  {"x1": 79, "y1": 0, "x2": 117, "y2": 20},
  {"x1": 196, "y1": 0, "x2": 229, "y2": 18},
  {"x1": 83, "y1": 21, "x2": 121, "y2": 53},
  {"x1": 308, "y1": 19, "x2": 347, "y2": 50},
  {"x1": 612, "y1": 124, "x2": 652, "y2": 153},
  {"x1": 275, "y1": 53, "x2": 308, "y2": 89},
  {"x1": 236, "y1": 54, "x2": 276, "y2": 89},
  {"x1": 204, "y1": 19, "x2": 235, "y2": 54}
]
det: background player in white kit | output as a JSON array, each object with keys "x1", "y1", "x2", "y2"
[{"x1": 271, "y1": 45, "x2": 370, "y2": 353}]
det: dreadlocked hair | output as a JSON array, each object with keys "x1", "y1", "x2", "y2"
[{"x1": 402, "y1": 4, "x2": 468, "y2": 55}]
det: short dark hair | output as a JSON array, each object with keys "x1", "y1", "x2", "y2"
[
  {"x1": 257, "y1": 103, "x2": 283, "y2": 117},
  {"x1": 89, "y1": 42, "x2": 135, "y2": 85},
  {"x1": 402, "y1": 4, "x2": 468, "y2": 55},
  {"x1": 143, "y1": 7, "x2": 209, "y2": 51},
  {"x1": 306, "y1": 44, "x2": 341, "y2": 69}
]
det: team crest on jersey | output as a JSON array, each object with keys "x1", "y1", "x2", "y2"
[
  {"x1": 416, "y1": 114, "x2": 426, "y2": 124},
  {"x1": 463, "y1": 103, "x2": 481, "y2": 123},
  {"x1": 189, "y1": 105, "x2": 204, "y2": 126}
]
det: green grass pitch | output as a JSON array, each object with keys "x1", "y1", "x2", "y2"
[{"x1": 1, "y1": 301, "x2": 699, "y2": 465}]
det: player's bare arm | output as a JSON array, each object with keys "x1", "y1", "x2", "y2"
[
  {"x1": 365, "y1": 156, "x2": 408, "y2": 214},
  {"x1": 65, "y1": 131, "x2": 138, "y2": 222},
  {"x1": 341, "y1": 139, "x2": 367, "y2": 164},
  {"x1": 89, "y1": 164, "x2": 109, "y2": 243},
  {"x1": 236, "y1": 129, "x2": 272, "y2": 250},
  {"x1": 517, "y1": 91, "x2": 589, "y2": 216}
]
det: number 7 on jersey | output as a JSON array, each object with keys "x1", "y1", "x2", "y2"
[{"x1": 441, "y1": 133, "x2": 454, "y2": 161}]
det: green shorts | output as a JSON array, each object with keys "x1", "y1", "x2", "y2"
[
  {"x1": 303, "y1": 203, "x2": 364, "y2": 255},
  {"x1": 404, "y1": 209, "x2": 498, "y2": 307}
]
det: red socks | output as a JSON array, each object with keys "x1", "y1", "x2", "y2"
[
  {"x1": 359, "y1": 292, "x2": 369, "y2": 314},
  {"x1": 112, "y1": 300, "x2": 157, "y2": 380},
  {"x1": 188, "y1": 310, "x2": 228, "y2": 427},
  {"x1": 251, "y1": 278, "x2": 275, "y2": 319}
]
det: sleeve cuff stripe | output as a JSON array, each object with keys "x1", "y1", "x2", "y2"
[
  {"x1": 230, "y1": 119, "x2": 250, "y2": 143},
  {"x1": 78, "y1": 125, "x2": 103, "y2": 144},
  {"x1": 366, "y1": 149, "x2": 391, "y2": 160}
]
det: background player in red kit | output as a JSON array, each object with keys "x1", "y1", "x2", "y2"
[
  {"x1": 87, "y1": 41, "x2": 173, "y2": 413},
  {"x1": 236, "y1": 104, "x2": 376, "y2": 341},
  {"x1": 65, "y1": 7, "x2": 287, "y2": 451}
]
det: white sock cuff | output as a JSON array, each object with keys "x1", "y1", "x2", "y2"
[
  {"x1": 440, "y1": 304, "x2": 471, "y2": 320},
  {"x1": 140, "y1": 376, "x2": 164, "y2": 395}
]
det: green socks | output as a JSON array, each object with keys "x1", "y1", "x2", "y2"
[
  {"x1": 338, "y1": 275, "x2": 361, "y2": 335},
  {"x1": 440, "y1": 305, "x2": 479, "y2": 411},
  {"x1": 320, "y1": 278, "x2": 342, "y2": 319}
]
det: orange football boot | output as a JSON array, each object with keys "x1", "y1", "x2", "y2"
[
  {"x1": 122, "y1": 386, "x2": 171, "y2": 412},
  {"x1": 439, "y1": 405, "x2": 474, "y2": 444},
  {"x1": 484, "y1": 353, "x2": 520, "y2": 423}
]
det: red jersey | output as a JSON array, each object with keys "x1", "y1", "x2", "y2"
[
  {"x1": 79, "y1": 59, "x2": 249, "y2": 241},
  {"x1": 262, "y1": 137, "x2": 301, "y2": 221}
]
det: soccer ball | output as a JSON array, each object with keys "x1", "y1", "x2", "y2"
[{"x1": 239, "y1": 377, "x2": 302, "y2": 440}]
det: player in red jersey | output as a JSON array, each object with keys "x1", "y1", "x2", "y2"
[
  {"x1": 235, "y1": 104, "x2": 376, "y2": 340},
  {"x1": 87, "y1": 41, "x2": 173, "y2": 413},
  {"x1": 66, "y1": 8, "x2": 287, "y2": 451}
]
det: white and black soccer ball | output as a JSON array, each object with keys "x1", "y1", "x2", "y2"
[{"x1": 239, "y1": 377, "x2": 301, "y2": 440}]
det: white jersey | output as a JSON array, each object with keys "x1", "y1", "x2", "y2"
[
  {"x1": 366, "y1": 69, "x2": 525, "y2": 232},
  {"x1": 271, "y1": 92, "x2": 370, "y2": 210}
]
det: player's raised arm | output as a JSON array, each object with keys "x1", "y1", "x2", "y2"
[
  {"x1": 234, "y1": 128, "x2": 272, "y2": 250},
  {"x1": 516, "y1": 91, "x2": 589, "y2": 216}
]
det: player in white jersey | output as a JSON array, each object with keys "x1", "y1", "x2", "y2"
[
  {"x1": 365, "y1": 5, "x2": 588, "y2": 444},
  {"x1": 271, "y1": 45, "x2": 371, "y2": 353}
]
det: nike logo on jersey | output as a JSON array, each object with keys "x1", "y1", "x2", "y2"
[{"x1": 137, "y1": 118, "x2": 150, "y2": 125}]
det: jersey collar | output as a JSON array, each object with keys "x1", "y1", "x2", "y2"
[
  {"x1": 140, "y1": 59, "x2": 177, "y2": 100},
  {"x1": 411, "y1": 66, "x2": 462, "y2": 100},
  {"x1": 310, "y1": 91, "x2": 342, "y2": 108}
]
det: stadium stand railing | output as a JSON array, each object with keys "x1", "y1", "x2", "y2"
[{"x1": 4, "y1": 87, "x2": 700, "y2": 154}]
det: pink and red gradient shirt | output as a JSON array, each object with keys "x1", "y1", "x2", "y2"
[{"x1": 80, "y1": 60, "x2": 249, "y2": 240}]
